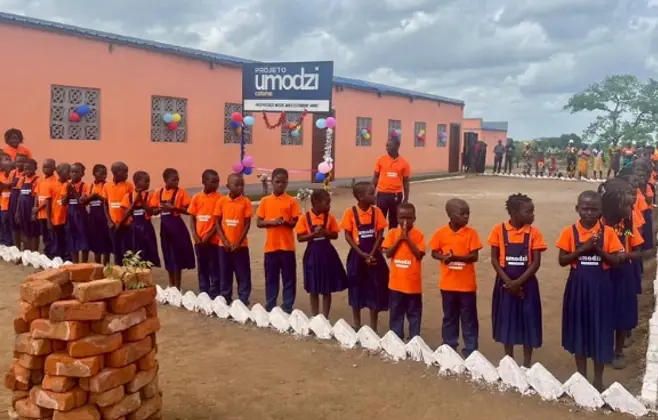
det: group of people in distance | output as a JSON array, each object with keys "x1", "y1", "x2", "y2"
[{"x1": 0, "y1": 127, "x2": 656, "y2": 391}]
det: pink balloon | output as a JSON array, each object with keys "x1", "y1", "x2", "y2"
[
  {"x1": 242, "y1": 155, "x2": 254, "y2": 168},
  {"x1": 325, "y1": 117, "x2": 336, "y2": 128},
  {"x1": 232, "y1": 162, "x2": 244, "y2": 173},
  {"x1": 317, "y1": 162, "x2": 332, "y2": 174}
]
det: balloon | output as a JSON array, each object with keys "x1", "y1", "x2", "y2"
[
  {"x1": 69, "y1": 112, "x2": 80, "y2": 122},
  {"x1": 163, "y1": 113, "x2": 173, "y2": 123},
  {"x1": 315, "y1": 172, "x2": 326, "y2": 182},
  {"x1": 235, "y1": 127, "x2": 242, "y2": 136},
  {"x1": 232, "y1": 162, "x2": 244, "y2": 173},
  {"x1": 361, "y1": 128, "x2": 368, "y2": 136},
  {"x1": 76, "y1": 105, "x2": 90, "y2": 116},
  {"x1": 231, "y1": 112, "x2": 243, "y2": 122},
  {"x1": 316, "y1": 119, "x2": 327, "y2": 129},
  {"x1": 288, "y1": 122, "x2": 297, "y2": 130},
  {"x1": 395, "y1": 129, "x2": 402, "y2": 135},
  {"x1": 439, "y1": 132, "x2": 447, "y2": 140},
  {"x1": 243, "y1": 116, "x2": 255, "y2": 126},
  {"x1": 291, "y1": 130, "x2": 300, "y2": 137},
  {"x1": 230, "y1": 121, "x2": 241, "y2": 129},
  {"x1": 172, "y1": 113, "x2": 182, "y2": 123},
  {"x1": 243, "y1": 167, "x2": 253, "y2": 175},
  {"x1": 364, "y1": 133, "x2": 371, "y2": 140},
  {"x1": 317, "y1": 161, "x2": 332, "y2": 174},
  {"x1": 167, "y1": 121, "x2": 178, "y2": 131},
  {"x1": 391, "y1": 130, "x2": 398, "y2": 137},
  {"x1": 325, "y1": 117, "x2": 336, "y2": 129},
  {"x1": 242, "y1": 155, "x2": 254, "y2": 168}
]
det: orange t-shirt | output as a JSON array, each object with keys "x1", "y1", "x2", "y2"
[
  {"x1": 487, "y1": 222, "x2": 547, "y2": 266},
  {"x1": 429, "y1": 225, "x2": 482, "y2": 292},
  {"x1": 556, "y1": 222, "x2": 623, "y2": 269},
  {"x1": 295, "y1": 211, "x2": 340, "y2": 236},
  {"x1": 0, "y1": 171, "x2": 12, "y2": 211},
  {"x1": 50, "y1": 182, "x2": 68, "y2": 226},
  {"x1": 17, "y1": 175, "x2": 39, "y2": 194},
  {"x1": 340, "y1": 205, "x2": 388, "y2": 243},
  {"x1": 256, "y1": 193, "x2": 301, "y2": 252},
  {"x1": 89, "y1": 181, "x2": 106, "y2": 209},
  {"x1": 149, "y1": 188, "x2": 191, "y2": 217},
  {"x1": 634, "y1": 207, "x2": 646, "y2": 227},
  {"x1": 102, "y1": 181, "x2": 134, "y2": 224},
  {"x1": 2, "y1": 145, "x2": 32, "y2": 161},
  {"x1": 620, "y1": 224, "x2": 644, "y2": 251},
  {"x1": 374, "y1": 155, "x2": 411, "y2": 194},
  {"x1": 382, "y1": 227, "x2": 426, "y2": 294},
  {"x1": 188, "y1": 191, "x2": 223, "y2": 245},
  {"x1": 36, "y1": 175, "x2": 57, "y2": 220},
  {"x1": 213, "y1": 195, "x2": 253, "y2": 247},
  {"x1": 120, "y1": 191, "x2": 155, "y2": 225},
  {"x1": 636, "y1": 189, "x2": 650, "y2": 213}
]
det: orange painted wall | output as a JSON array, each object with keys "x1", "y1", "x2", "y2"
[
  {"x1": 0, "y1": 23, "x2": 465, "y2": 188},
  {"x1": 462, "y1": 119, "x2": 507, "y2": 166}
]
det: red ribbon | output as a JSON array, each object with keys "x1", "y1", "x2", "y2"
[{"x1": 261, "y1": 110, "x2": 308, "y2": 130}]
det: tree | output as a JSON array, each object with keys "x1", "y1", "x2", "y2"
[
  {"x1": 563, "y1": 74, "x2": 658, "y2": 146},
  {"x1": 535, "y1": 133, "x2": 583, "y2": 149}
]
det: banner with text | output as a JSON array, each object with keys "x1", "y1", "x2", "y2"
[{"x1": 242, "y1": 61, "x2": 334, "y2": 113}]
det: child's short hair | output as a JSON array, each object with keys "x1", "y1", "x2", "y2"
[
  {"x1": 92, "y1": 164, "x2": 106, "y2": 174},
  {"x1": 271, "y1": 168, "x2": 288, "y2": 179},
  {"x1": 352, "y1": 181, "x2": 371, "y2": 200},
  {"x1": 4, "y1": 128, "x2": 23, "y2": 143},
  {"x1": 72, "y1": 162, "x2": 86, "y2": 171},
  {"x1": 505, "y1": 193, "x2": 532, "y2": 215},
  {"x1": 310, "y1": 189, "x2": 330, "y2": 206},
  {"x1": 24, "y1": 159, "x2": 37, "y2": 168},
  {"x1": 162, "y1": 168, "x2": 178, "y2": 181},
  {"x1": 397, "y1": 202, "x2": 415, "y2": 215},
  {"x1": 15, "y1": 153, "x2": 28, "y2": 161},
  {"x1": 133, "y1": 171, "x2": 149, "y2": 184},
  {"x1": 202, "y1": 169, "x2": 218, "y2": 182}
]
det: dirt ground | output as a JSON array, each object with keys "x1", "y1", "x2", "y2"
[{"x1": 0, "y1": 176, "x2": 653, "y2": 419}]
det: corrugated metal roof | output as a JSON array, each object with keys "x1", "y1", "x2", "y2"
[
  {"x1": 0, "y1": 12, "x2": 464, "y2": 106},
  {"x1": 482, "y1": 121, "x2": 508, "y2": 132}
]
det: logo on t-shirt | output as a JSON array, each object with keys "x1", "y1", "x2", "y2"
[
  {"x1": 224, "y1": 218, "x2": 239, "y2": 227},
  {"x1": 505, "y1": 255, "x2": 528, "y2": 266},
  {"x1": 386, "y1": 171, "x2": 398, "y2": 178},
  {"x1": 394, "y1": 259, "x2": 412, "y2": 269},
  {"x1": 358, "y1": 229, "x2": 375, "y2": 239},
  {"x1": 448, "y1": 261, "x2": 465, "y2": 270},
  {"x1": 578, "y1": 255, "x2": 601, "y2": 266},
  {"x1": 197, "y1": 215, "x2": 211, "y2": 223}
]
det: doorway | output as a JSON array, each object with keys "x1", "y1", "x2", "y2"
[
  {"x1": 311, "y1": 110, "x2": 336, "y2": 183},
  {"x1": 448, "y1": 123, "x2": 461, "y2": 173}
]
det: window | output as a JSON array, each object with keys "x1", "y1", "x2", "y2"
[
  {"x1": 151, "y1": 96, "x2": 187, "y2": 143},
  {"x1": 224, "y1": 103, "x2": 253, "y2": 144},
  {"x1": 388, "y1": 119, "x2": 401, "y2": 141},
  {"x1": 356, "y1": 117, "x2": 372, "y2": 147},
  {"x1": 50, "y1": 85, "x2": 100, "y2": 140},
  {"x1": 280, "y1": 111, "x2": 303, "y2": 146},
  {"x1": 414, "y1": 121, "x2": 427, "y2": 147},
  {"x1": 437, "y1": 124, "x2": 447, "y2": 147}
]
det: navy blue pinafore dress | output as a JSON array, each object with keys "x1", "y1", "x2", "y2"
[
  {"x1": 8, "y1": 172, "x2": 21, "y2": 233},
  {"x1": 158, "y1": 188, "x2": 195, "y2": 271},
  {"x1": 611, "y1": 229, "x2": 639, "y2": 331},
  {"x1": 346, "y1": 206, "x2": 389, "y2": 311},
  {"x1": 491, "y1": 224, "x2": 542, "y2": 348},
  {"x1": 65, "y1": 182, "x2": 90, "y2": 253},
  {"x1": 562, "y1": 225, "x2": 614, "y2": 364},
  {"x1": 302, "y1": 212, "x2": 347, "y2": 295},
  {"x1": 17, "y1": 176, "x2": 40, "y2": 238},
  {"x1": 129, "y1": 192, "x2": 161, "y2": 267},
  {"x1": 88, "y1": 183, "x2": 112, "y2": 255}
]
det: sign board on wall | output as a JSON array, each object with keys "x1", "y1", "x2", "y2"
[{"x1": 242, "y1": 61, "x2": 334, "y2": 113}]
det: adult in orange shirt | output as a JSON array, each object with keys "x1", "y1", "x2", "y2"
[
  {"x1": 35, "y1": 159, "x2": 57, "y2": 258},
  {"x1": 372, "y1": 138, "x2": 411, "y2": 229},
  {"x1": 102, "y1": 161, "x2": 134, "y2": 265},
  {"x1": 50, "y1": 163, "x2": 71, "y2": 261},
  {"x1": 382, "y1": 203, "x2": 425, "y2": 340},
  {"x1": 488, "y1": 194, "x2": 546, "y2": 367},
  {"x1": 188, "y1": 170, "x2": 222, "y2": 298},
  {"x1": 557, "y1": 190, "x2": 623, "y2": 391},
  {"x1": 430, "y1": 198, "x2": 482, "y2": 358},
  {"x1": 215, "y1": 173, "x2": 253, "y2": 305},
  {"x1": 15, "y1": 159, "x2": 40, "y2": 251},
  {"x1": 120, "y1": 171, "x2": 160, "y2": 268},
  {"x1": 3, "y1": 128, "x2": 32, "y2": 161},
  {"x1": 256, "y1": 168, "x2": 300, "y2": 313},
  {"x1": 0, "y1": 156, "x2": 13, "y2": 245}
]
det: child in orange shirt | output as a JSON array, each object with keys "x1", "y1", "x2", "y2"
[
  {"x1": 121, "y1": 171, "x2": 161, "y2": 268},
  {"x1": 430, "y1": 198, "x2": 482, "y2": 357},
  {"x1": 382, "y1": 203, "x2": 425, "y2": 340},
  {"x1": 50, "y1": 163, "x2": 71, "y2": 261},
  {"x1": 341, "y1": 182, "x2": 389, "y2": 332},
  {"x1": 557, "y1": 190, "x2": 623, "y2": 391},
  {"x1": 9, "y1": 154, "x2": 26, "y2": 249},
  {"x1": 296, "y1": 189, "x2": 347, "y2": 318},
  {"x1": 215, "y1": 173, "x2": 253, "y2": 305},
  {"x1": 488, "y1": 194, "x2": 546, "y2": 367},
  {"x1": 188, "y1": 170, "x2": 222, "y2": 298},
  {"x1": 35, "y1": 158, "x2": 56, "y2": 257},
  {"x1": 86, "y1": 164, "x2": 112, "y2": 265},
  {"x1": 256, "y1": 168, "x2": 300, "y2": 313},
  {"x1": 65, "y1": 163, "x2": 91, "y2": 263},
  {"x1": 0, "y1": 157, "x2": 13, "y2": 245},
  {"x1": 102, "y1": 161, "x2": 134, "y2": 265},
  {"x1": 16, "y1": 159, "x2": 40, "y2": 251},
  {"x1": 151, "y1": 168, "x2": 196, "y2": 290}
]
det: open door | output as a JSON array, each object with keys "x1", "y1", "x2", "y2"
[
  {"x1": 448, "y1": 123, "x2": 461, "y2": 173},
  {"x1": 311, "y1": 110, "x2": 336, "y2": 183}
]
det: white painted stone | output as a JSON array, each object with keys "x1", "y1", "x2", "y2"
[
  {"x1": 250, "y1": 304, "x2": 270, "y2": 328},
  {"x1": 155, "y1": 285, "x2": 166, "y2": 304},
  {"x1": 497, "y1": 356, "x2": 530, "y2": 394},
  {"x1": 195, "y1": 293, "x2": 214, "y2": 316},
  {"x1": 433, "y1": 344, "x2": 465, "y2": 375},
  {"x1": 380, "y1": 331, "x2": 407, "y2": 361},
  {"x1": 602, "y1": 382, "x2": 648, "y2": 417},
  {"x1": 563, "y1": 372, "x2": 604, "y2": 409},
  {"x1": 182, "y1": 291, "x2": 197, "y2": 311},
  {"x1": 406, "y1": 336, "x2": 434, "y2": 366},
  {"x1": 648, "y1": 333, "x2": 658, "y2": 352},
  {"x1": 640, "y1": 363, "x2": 658, "y2": 406},
  {"x1": 269, "y1": 307, "x2": 291, "y2": 333},
  {"x1": 464, "y1": 351, "x2": 499, "y2": 384},
  {"x1": 289, "y1": 309, "x2": 311, "y2": 336},
  {"x1": 332, "y1": 319, "x2": 358, "y2": 349},
  {"x1": 526, "y1": 362, "x2": 564, "y2": 401},
  {"x1": 167, "y1": 287, "x2": 183, "y2": 308},
  {"x1": 356, "y1": 326, "x2": 381, "y2": 351},
  {"x1": 212, "y1": 296, "x2": 230, "y2": 319},
  {"x1": 229, "y1": 300, "x2": 252, "y2": 324},
  {"x1": 309, "y1": 314, "x2": 333, "y2": 340}
]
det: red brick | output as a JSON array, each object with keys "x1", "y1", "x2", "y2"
[
  {"x1": 63, "y1": 263, "x2": 105, "y2": 282},
  {"x1": 79, "y1": 364, "x2": 136, "y2": 393},
  {"x1": 31, "y1": 369, "x2": 44, "y2": 385},
  {"x1": 20, "y1": 279, "x2": 63, "y2": 307},
  {"x1": 127, "y1": 394, "x2": 161, "y2": 420},
  {"x1": 89, "y1": 385, "x2": 125, "y2": 408},
  {"x1": 15, "y1": 333, "x2": 52, "y2": 355},
  {"x1": 144, "y1": 301, "x2": 157, "y2": 318},
  {"x1": 110, "y1": 267, "x2": 153, "y2": 288},
  {"x1": 14, "y1": 398, "x2": 53, "y2": 418},
  {"x1": 49, "y1": 300, "x2": 106, "y2": 322},
  {"x1": 73, "y1": 279, "x2": 122, "y2": 303},
  {"x1": 108, "y1": 287, "x2": 156, "y2": 315},
  {"x1": 61, "y1": 282, "x2": 74, "y2": 299},
  {"x1": 139, "y1": 376, "x2": 159, "y2": 400},
  {"x1": 16, "y1": 353, "x2": 45, "y2": 370},
  {"x1": 39, "y1": 304, "x2": 51, "y2": 319},
  {"x1": 107, "y1": 338, "x2": 152, "y2": 368},
  {"x1": 12, "y1": 390, "x2": 29, "y2": 408},
  {"x1": 67, "y1": 333, "x2": 122, "y2": 358},
  {"x1": 91, "y1": 308, "x2": 146, "y2": 335},
  {"x1": 18, "y1": 300, "x2": 41, "y2": 323},
  {"x1": 6, "y1": 370, "x2": 18, "y2": 390},
  {"x1": 53, "y1": 340, "x2": 67, "y2": 352},
  {"x1": 25, "y1": 268, "x2": 70, "y2": 285},
  {"x1": 100, "y1": 393, "x2": 141, "y2": 420},
  {"x1": 30, "y1": 385, "x2": 87, "y2": 411},
  {"x1": 136, "y1": 350, "x2": 157, "y2": 372},
  {"x1": 13, "y1": 363, "x2": 31, "y2": 385},
  {"x1": 53, "y1": 404, "x2": 101, "y2": 420},
  {"x1": 123, "y1": 318, "x2": 160, "y2": 343},
  {"x1": 14, "y1": 317, "x2": 30, "y2": 334},
  {"x1": 42, "y1": 375, "x2": 76, "y2": 393},
  {"x1": 44, "y1": 353, "x2": 102, "y2": 378},
  {"x1": 125, "y1": 365, "x2": 157, "y2": 394},
  {"x1": 31, "y1": 319, "x2": 89, "y2": 341}
]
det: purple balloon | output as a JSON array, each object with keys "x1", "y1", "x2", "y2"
[
  {"x1": 326, "y1": 117, "x2": 336, "y2": 128},
  {"x1": 232, "y1": 162, "x2": 244, "y2": 173},
  {"x1": 242, "y1": 155, "x2": 254, "y2": 168}
]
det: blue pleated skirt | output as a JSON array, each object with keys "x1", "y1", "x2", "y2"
[
  {"x1": 303, "y1": 240, "x2": 348, "y2": 295},
  {"x1": 132, "y1": 220, "x2": 161, "y2": 267},
  {"x1": 346, "y1": 249, "x2": 389, "y2": 311},
  {"x1": 491, "y1": 276, "x2": 542, "y2": 347},
  {"x1": 611, "y1": 262, "x2": 639, "y2": 331}
]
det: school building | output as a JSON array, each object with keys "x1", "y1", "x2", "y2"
[{"x1": 0, "y1": 12, "x2": 508, "y2": 188}]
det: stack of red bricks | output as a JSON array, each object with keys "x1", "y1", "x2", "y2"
[{"x1": 5, "y1": 263, "x2": 163, "y2": 420}]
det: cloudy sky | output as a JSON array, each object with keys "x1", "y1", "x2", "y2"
[{"x1": 1, "y1": 0, "x2": 657, "y2": 139}]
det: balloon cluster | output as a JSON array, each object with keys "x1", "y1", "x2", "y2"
[
  {"x1": 391, "y1": 128, "x2": 402, "y2": 139},
  {"x1": 314, "y1": 117, "x2": 337, "y2": 182},
  {"x1": 416, "y1": 128, "x2": 426, "y2": 142},
  {"x1": 232, "y1": 155, "x2": 255, "y2": 175},
  {"x1": 162, "y1": 113, "x2": 183, "y2": 131},
  {"x1": 230, "y1": 112, "x2": 255, "y2": 136},
  {"x1": 230, "y1": 112, "x2": 256, "y2": 175},
  {"x1": 438, "y1": 131, "x2": 448, "y2": 144},
  {"x1": 68, "y1": 105, "x2": 91, "y2": 123},
  {"x1": 287, "y1": 122, "x2": 301, "y2": 137},
  {"x1": 360, "y1": 126, "x2": 372, "y2": 141}
]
